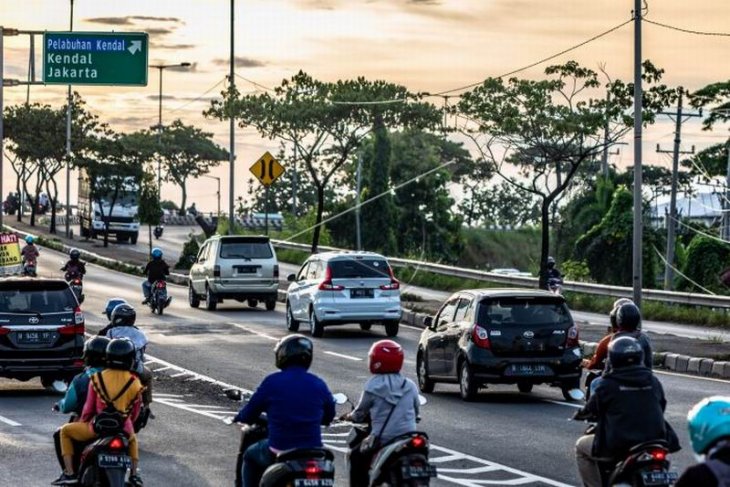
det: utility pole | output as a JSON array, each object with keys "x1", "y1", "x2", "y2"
[
  {"x1": 65, "y1": 0, "x2": 74, "y2": 238},
  {"x1": 228, "y1": 0, "x2": 236, "y2": 234},
  {"x1": 656, "y1": 89, "x2": 700, "y2": 290},
  {"x1": 355, "y1": 153, "x2": 363, "y2": 251},
  {"x1": 601, "y1": 90, "x2": 612, "y2": 178},
  {"x1": 291, "y1": 144, "x2": 298, "y2": 216},
  {"x1": 724, "y1": 144, "x2": 730, "y2": 241},
  {"x1": 632, "y1": 0, "x2": 643, "y2": 307},
  {"x1": 0, "y1": 26, "x2": 4, "y2": 231}
]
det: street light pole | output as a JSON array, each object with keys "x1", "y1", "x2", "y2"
[
  {"x1": 65, "y1": 0, "x2": 74, "y2": 238},
  {"x1": 202, "y1": 175, "x2": 221, "y2": 220},
  {"x1": 632, "y1": 0, "x2": 643, "y2": 307},
  {"x1": 228, "y1": 0, "x2": 236, "y2": 234}
]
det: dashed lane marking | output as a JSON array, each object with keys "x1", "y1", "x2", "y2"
[
  {"x1": 0, "y1": 413, "x2": 21, "y2": 427},
  {"x1": 229, "y1": 322, "x2": 278, "y2": 341},
  {"x1": 323, "y1": 351, "x2": 362, "y2": 361},
  {"x1": 655, "y1": 370, "x2": 730, "y2": 384}
]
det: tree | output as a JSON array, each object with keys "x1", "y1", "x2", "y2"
[
  {"x1": 138, "y1": 173, "x2": 163, "y2": 255},
  {"x1": 677, "y1": 235, "x2": 730, "y2": 294},
  {"x1": 158, "y1": 120, "x2": 228, "y2": 215},
  {"x1": 458, "y1": 61, "x2": 674, "y2": 288},
  {"x1": 207, "y1": 71, "x2": 439, "y2": 252}
]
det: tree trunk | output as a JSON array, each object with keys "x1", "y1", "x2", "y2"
[
  {"x1": 311, "y1": 184, "x2": 325, "y2": 254},
  {"x1": 148, "y1": 224, "x2": 153, "y2": 256},
  {"x1": 179, "y1": 183, "x2": 187, "y2": 217},
  {"x1": 15, "y1": 177, "x2": 22, "y2": 222},
  {"x1": 538, "y1": 199, "x2": 551, "y2": 290}
]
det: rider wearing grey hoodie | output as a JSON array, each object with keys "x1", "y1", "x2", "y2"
[{"x1": 346, "y1": 340, "x2": 420, "y2": 487}]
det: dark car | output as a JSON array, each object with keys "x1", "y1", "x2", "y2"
[
  {"x1": 416, "y1": 288, "x2": 582, "y2": 402},
  {"x1": 0, "y1": 278, "x2": 85, "y2": 386}
]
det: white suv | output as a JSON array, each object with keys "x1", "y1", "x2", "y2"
[{"x1": 285, "y1": 252, "x2": 402, "y2": 337}]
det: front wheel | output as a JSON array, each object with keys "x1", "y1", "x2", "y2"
[
  {"x1": 459, "y1": 360, "x2": 478, "y2": 402},
  {"x1": 131, "y1": 234, "x2": 138, "y2": 245},
  {"x1": 189, "y1": 285, "x2": 200, "y2": 308},
  {"x1": 286, "y1": 303, "x2": 300, "y2": 332},
  {"x1": 417, "y1": 354, "x2": 435, "y2": 393},
  {"x1": 309, "y1": 308, "x2": 324, "y2": 338}
]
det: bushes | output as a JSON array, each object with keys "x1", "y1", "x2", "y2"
[
  {"x1": 176, "y1": 233, "x2": 202, "y2": 270},
  {"x1": 678, "y1": 235, "x2": 730, "y2": 294}
]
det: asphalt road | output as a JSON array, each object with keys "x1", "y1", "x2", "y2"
[{"x1": 1, "y1": 247, "x2": 727, "y2": 486}]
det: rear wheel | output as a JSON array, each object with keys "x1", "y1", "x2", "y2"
[
  {"x1": 248, "y1": 299, "x2": 258, "y2": 308},
  {"x1": 459, "y1": 360, "x2": 478, "y2": 402},
  {"x1": 359, "y1": 323, "x2": 372, "y2": 331},
  {"x1": 265, "y1": 299, "x2": 276, "y2": 311},
  {"x1": 417, "y1": 353, "x2": 435, "y2": 393},
  {"x1": 384, "y1": 320, "x2": 399, "y2": 337},
  {"x1": 189, "y1": 285, "x2": 200, "y2": 308},
  {"x1": 309, "y1": 308, "x2": 324, "y2": 338},
  {"x1": 517, "y1": 382, "x2": 533, "y2": 393},
  {"x1": 131, "y1": 234, "x2": 138, "y2": 245},
  {"x1": 286, "y1": 303, "x2": 300, "y2": 332},
  {"x1": 205, "y1": 286, "x2": 218, "y2": 311}
]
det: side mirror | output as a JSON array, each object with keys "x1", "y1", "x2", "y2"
[
  {"x1": 224, "y1": 388, "x2": 242, "y2": 401},
  {"x1": 422, "y1": 316, "x2": 433, "y2": 329},
  {"x1": 287, "y1": 273, "x2": 296, "y2": 282},
  {"x1": 332, "y1": 393, "x2": 349, "y2": 405},
  {"x1": 418, "y1": 394, "x2": 428, "y2": 406},
  {"x1": 188, "y1": 256, "x2": 197, "y2": 264}
]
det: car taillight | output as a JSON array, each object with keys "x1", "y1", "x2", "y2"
[
  {"x1": 109, "y1": 437, "x2": 124, "y2": 450},
  {"x1": 319, "y1": 266, "x2": 344, "y2": 291},
  {"x1": 304, "y1": 460, "x2": 321, "y2": 479},
  {"x1": 74, "y1": 308, "x2": 84, "y2": 325},
  {"x1": 410, "y1": 435, "x2": 427, "y2": 449},
  {"x1": 273, "y1": 264, "x2": 279, "y2": 279},
  {"x1": 59, "y1": 324, "x2": 85, "y2": 335},
  {"x1": 566, "y1": 325, "x2": 579, "y2": 348},
  {"x1": 214, "y1": 265, "x2": 221, "y2": 278},
  {"x1": 73, "y1": 359, "x2": 84, "y2": 367},
  {"x1": 380, "y1": 266, "x2": 400, "y2": 291},
  {"x1": 650, "y1": 449, "x2": 667, "y2": 461},
  {"x1": 0, "y1": 326, "x2": 9, "y2": 336},
  {"x1": 471, "y1": 325, "x2": 491, "y2": 349}
]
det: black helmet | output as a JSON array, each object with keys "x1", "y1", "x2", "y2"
[
  {"x1": 274, "y1": 334, "x2": 313, "y2": 370},
  {"x1": 106, "y1": 338, "x2": 136, "y2": 370},
  {"x1": 616, "y1": 303, "x2": 641, "y2": 331},
  {"x1": 609, "y1": 298, "x2": 634, "y2": 330},
  {"x1": 110, "y1": 304, "x2": 136, "y2": 327},
  {"x1": 547, "y1": 256, "x2": 556, "y2": 268},
  {"x1": 83, "y1": 336, "x2": 110, "y2": 367},
  {"x1": 69, "y1": 248, "x2": 81, "y2": 261},
  {"x1": 608, "y1": 336, "x2": 644, "y2": 369}
]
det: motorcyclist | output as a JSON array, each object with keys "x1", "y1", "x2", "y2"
[
  {"x1": 61, "y1": 248, "x2": 86, "y2": 281},
  {"x1": 21, "y1": 235, "x2": 39, "y2": 265},
  {"x1": 98, "y1": 304, "x2": 153, "y2": 418},
  {"x1": 233, "y1": 334, "x2": 335, "y2": 487},
  {"x1": 55, "y1": 338, "x2": 144, "y2": 486},
  {"x1": 676, "y1": 396, "x2": 730, "y2": 486},
  {"x1": 546, "y1": 256, "x2": 562, "y2": 281},
  {"x1": 103, "y1": 298, "x2": 128, "y2": 322},
  {"x1": 52, "y1": 336, "x2": 110, "y2": 471},
  {"x1": 574, "y1": 336, "x2": 674, "y2": 487},
  {"x1": 343, "y1": 339, "x2": 420, "y2": 487},
  {"x1": 583, "y1": 298, "x2": 634, "y2": 372},
  {"x1": 141, "y1": 248, "x2": 170, "y2": 305},
  {"x1": 610, "y1": 302, "x2": 653, "y2": 369}
]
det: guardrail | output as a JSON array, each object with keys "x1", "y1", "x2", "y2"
[{"x1": 270, "y1": 239, "x2": 730, "y2": 309}]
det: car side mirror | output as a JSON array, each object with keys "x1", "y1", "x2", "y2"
[
  {"x1": 189, "y1": 256, "x2": 198, "y2": 264},
  {"x1": 287, "y1": 273, "x2": 296, "y2": 282},
  {"x1": 332, "y1": 393, "x2": 349, "y2": 405},
  {"x1": 423, "y1": 316, "x2": 433, "y2": 329}
]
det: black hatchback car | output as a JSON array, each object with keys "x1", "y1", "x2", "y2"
[
  {"x1": 0, "y1": 278, "x2": 85, "y2": 386},
  {"x1": 416, "y1": 289, "x2": 582, "y2": 401}
]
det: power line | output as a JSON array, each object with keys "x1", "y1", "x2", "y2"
[
  {"x1": 234, "y1": 73, "x2": 274, "y2": 92},
  {"x1": 652, "y1": 245, "x2": 716, "y2": 295},
  {"x1": 643, "y1": 18, "x2": 730, "y2": 37}
]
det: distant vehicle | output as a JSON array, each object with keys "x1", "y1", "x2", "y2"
[
  {"x1": 416, "y1": 288, "x2": 582, "y2": 401},
  {"x1": 490, "y1": 268, "x2": 533, "y2": 277},
  {"x1": 286, "y1": 251, "x2": 402, "y2": 338},
  {"x1": 78, "y1": 168, "x2": 140, "y2": 244},
  {"x1": 0, "y1": 278, "x2": 84, "y2": 388},
  {"x1": 188, "y1": 235, "x2": 279, "y2": 311}
]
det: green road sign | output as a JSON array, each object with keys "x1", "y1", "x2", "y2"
[{"x1": 43, "y1": 32, "x2": 148, "y2": 86}]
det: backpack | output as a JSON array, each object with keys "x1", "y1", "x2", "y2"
[
  {"x1": 91, "y1": 373, "x2": 136, "y2": 436},
  {"x1": 707, "y1": 459, "x2": 730, "y2": 487}
]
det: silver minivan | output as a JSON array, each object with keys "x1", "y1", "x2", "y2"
[
  {"x1": 188, "y1": 235, "x2": 279, "y2": 311},
  {"x1": 285, "y1": 251, "x2": 402, "y2": 337}
]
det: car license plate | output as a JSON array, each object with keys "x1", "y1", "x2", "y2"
[
  {"x1": 402, "y1": 464, "x2": 438, "y2": 479},
  {"x1": 641, "y1": 471, "x2": 678, "y2": 486},
  {"x1": 235, "y1": 265, "x2": 258, "y2": 274},
  {"x1": 97, "y1": 454, "x2": 131, "y2": 469},
  {"x1": 293, "y1": 480, "x2": 334, "y2": 487},
  {"x1": 504, "y1": 364, "x2": 552, "y2": 376},
  {"x1": 350, "y1": 288, "x2": 374, "y2": 299},
  {"x1": 16, "y1": 331, "x2": 56, "y2": 344}
]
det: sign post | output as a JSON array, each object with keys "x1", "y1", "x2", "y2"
[
  {"x1": 249, "y1": 151, "x2": 284, "y2": 235},
  {"x1": 43, "y1": 32, "x2": 148, "y2": 86}
]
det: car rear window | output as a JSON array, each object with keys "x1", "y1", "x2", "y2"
[
  {"x1": 329, "y1": 259, "x2": 390, "y2": 279},
  {"x1": 219, "y1": 238, "x2": 273, "y2": 259},
  {"x1": 478, "y1": 297, "x2": 571, "y2": 326},
  {"x1": 0, "y1": 288, "x2": 76, "y2": 313}
]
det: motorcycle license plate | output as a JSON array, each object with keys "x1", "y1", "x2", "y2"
[
  {"x1": 402, "y1": 464, "x2": 438, "y2": 479},
  {"x1": 641, "y1": 471, "x2": 678, "y2": 486},
  {"x1": 505, "y1": 364, "x2": 551, "y2": 376},
  {"x1": 97, "y1": 454, "x2": 131, "y2": 469},
  {"x1": 294, "y1": 480, "x2": 334, "y2": 487}
]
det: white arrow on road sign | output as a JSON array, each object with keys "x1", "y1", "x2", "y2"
[{"x1": 128, "y1": 40, "x2": 142, "y2": 55}]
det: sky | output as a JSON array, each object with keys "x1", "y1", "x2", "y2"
[{"x1": 2, "y1": 0, "x2": 730, "y2": 212}]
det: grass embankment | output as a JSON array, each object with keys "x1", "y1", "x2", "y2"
[{"x1": 458, "y1": 227, "x2": 541, "y2": 272}]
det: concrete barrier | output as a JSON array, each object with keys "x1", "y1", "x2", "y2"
[{"x1": 687, "y1": 357, "x2": 703, "y2": 375}]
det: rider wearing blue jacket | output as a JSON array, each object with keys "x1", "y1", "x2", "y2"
[{"x1": 234, "y1": 334, "x2": 335, "y2": 487}]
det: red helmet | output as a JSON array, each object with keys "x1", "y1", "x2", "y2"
[{"x1": 368, "y1": 340, "x2": 404, "y2": 374}]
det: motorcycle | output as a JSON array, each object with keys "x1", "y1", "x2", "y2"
[
  {"x1": 76, "y1": 431, "x2": 134, "y2": 487},
  {"x1": 153, "y1": 225, "x2": 164, "y2": 239},
  {"x1": 345, "y1": 395, "x2": 437, "y2": 487},
  {"x1": 65, "y1": 271, "x2": 85, "y2": 304},
  {"x1": 572, "y1": 411, "x2": 678, "y2": 486},
  {"x1": 149, "y1": 280, "x2": 171, "y2": 315},
  {"x1": 226, "y1": 388, "x2": 344, "y2": 487},
  {"x1": 547, "y1": 277, "x2": 563, "y2": 295},
  {"x1": 3, "y1": 198, "x2": 18, "y2": 215},
  {"x1": 22, "y1": 259, "x2": 37, "y2": 277}
]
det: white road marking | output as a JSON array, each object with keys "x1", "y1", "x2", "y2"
[
  {"x1": 543, "y1": 400, "x2": 583, "y2": 409},
  {"x1": 655, "y1": 370, "x2": 730, "y2": 384},
  {"x1": 229, "y1": 322, "x2": 278, "y2": 341},
  {"x1": 324, "y1": 351, "x2": 362, "y2": 361},
  {"x1": 0, "y1": 414, "x2": 21, "y2": 427},
  {"x1": 156, "y1": 398, "x2": 232, "y2": 421}
]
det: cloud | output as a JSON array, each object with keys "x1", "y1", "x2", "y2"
[
  {"x1": 146, "y1": 27, "x2": 175, "y2": 36},
  {"x1": 84, "y1": 16, "x2": 183, "y2": 28},
  {"x1": 212, "y1": 56, "x2": 266, "y2": 68},
  {"x1": 150, "y1": 42, "x2": 196, "y2": 50},
  {"x1": 129, "y1": 15, "x2": 183, "y2": 23},
  {"x1": 146, "y1": 95, "x2": 177, "y2": 101},
  {"x1": 408, "y1": 0, "x2": 440, "y2": 4},
  {"x1": 85, "y1": 17, "x2": 133, "y2": 26}
]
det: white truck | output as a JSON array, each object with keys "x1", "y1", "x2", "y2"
[{"x1": 78, "y1": 169, "x2": 140, "y2": 244}]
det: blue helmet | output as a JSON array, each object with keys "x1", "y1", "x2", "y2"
[
  {"x1": 151, "y1": 248, "x2": 163, "y2": 260},
  {"x1": 687, "y1": 396, "x2": 730, "y2": 454},
  {"x1": 104, "y1": 298, "x2": 128, "y2": 321},
  {"x1": 25, "y1": 235, "x2": 34, "y2": 244}
]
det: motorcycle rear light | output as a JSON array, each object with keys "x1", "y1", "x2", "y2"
[
  {"x1": 566, "y1": 325, "x2": 579, "y2": 348},
  {"x1": 73, "y1": 359, "x2": 84, "y2": 367},
  {"x1": 156, "y1": 281, "x2": 167, "y2": 289},
  {"x1": 109, "y1": 437, "x2": 124, "y2": 450},
  {"x1": 214, "y1": 265, "x2": 221, "y2": 278},
  {"x1": 471, "y1": 324, "x2": 491, "y2": 349},
  {"x1": 650, "y1": 449, "x2": 667, "y2": 461},
  {"x1": 319, "y1": 266, "x2": 344, "y2": 291},
  {"x1": 410, "y1": 435, "x2": 427, "y2": 448},
  {"x1": 59, "y1": 324, "x2": 85, "y2": 335},
  {"x1": 380, "y1": 267, "x2": 400, "y2": 291},
  {"x1": 73, "y1": 279, "x2": 81, "y2": 285},
  {"x1": 304, "y1": 460, "x2": 321, "y2": 479},
  {"x1": 0, "y1": 326, "x2": 9, "y2": 336}
]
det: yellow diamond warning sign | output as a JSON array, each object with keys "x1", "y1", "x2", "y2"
[{"x1": 250, "y1": 152, "x2": 284, "y2": 186}]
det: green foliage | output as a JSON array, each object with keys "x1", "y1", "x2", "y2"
[
  {"x1": 461, "y1": 180, "x2": 540, "y2": 228},
  {"x1": 138, "y1": 175, "x2": 163, "y2": 226},
  {"x1": 160, "y1": 200, "x2": 179, "y2": 211},
  {"x1": 678, "y1": 235, "x2": 730, "y2": 294},
  {"x1": 561, "y1": 260, "x2": 592, "y2": 282},
  {"x1": 362, "y1": 118, "x2": 397, "y2": 255},
  {"x1": 176, "y1": 233, "x2": 202, "y2": 270},
  {"x1": 557, "y1": 177, "x2": 615, "y2": 260},
  {"x1": 690, "y1": 81, "x2": 730, "y2": 130},
  {"x1": 575, "y1": 186, "x2": 659, "y2": 286}
]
